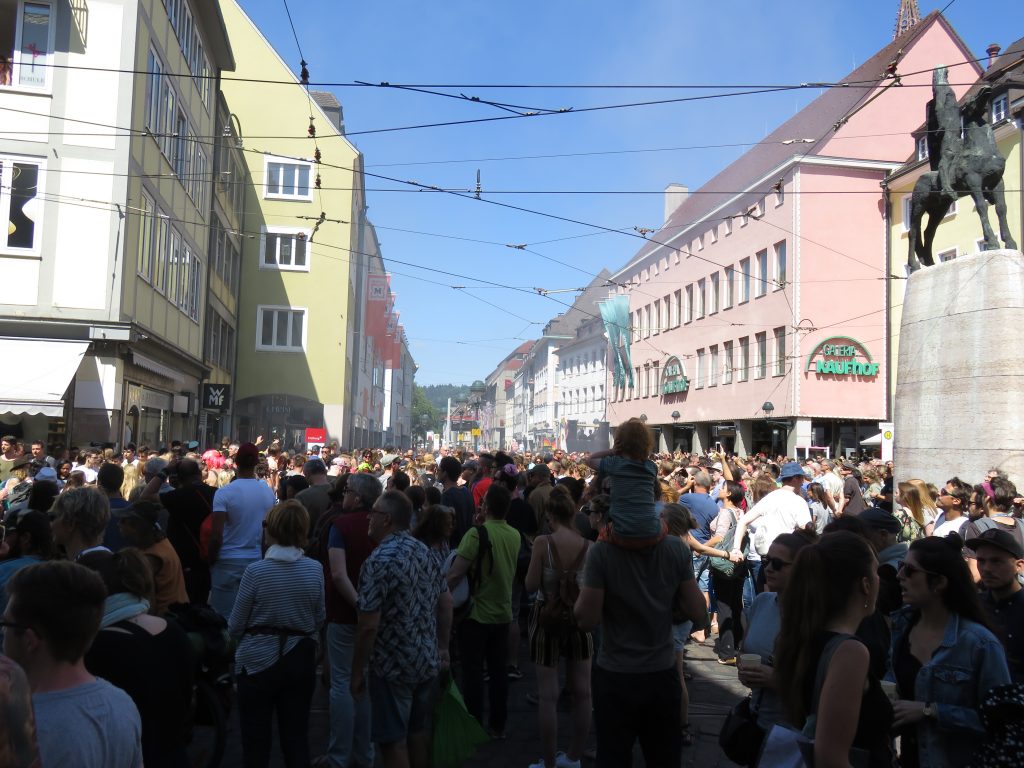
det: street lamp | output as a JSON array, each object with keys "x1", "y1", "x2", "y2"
[
  {"x1": 640, "y1": 413, "x2": 648, "y2": 423},
  {"x1": 670, "y1": 410, "x2": 680, "y2": 420},
  {"x1": 469, "y1": 380, "x2": 486, "y2": 451},
  {"x1": 762, "y1": 401, "x2": 775, "y2": 416}
]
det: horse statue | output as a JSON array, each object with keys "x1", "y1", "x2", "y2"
[{"x1": 907, "y1": 67, "x2": 1017, "y2": 272}]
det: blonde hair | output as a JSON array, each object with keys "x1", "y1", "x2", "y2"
[
  {"x1": 217, "y1": 469, "x2": 234, "y2": 488},
  {"x1": 120, "y1": 463, "x2": 143, "y2": 500},
  {"x1": 906, "y1": 478, "x2": 938, "y2": 516},
  {"x1": 264, "y1": 500, "x2": 309, "y2": 549},
  {"x1": 898, "y1": 481, "x2": 929, "y2": 527},
  {"x1": 659, "y1": 478, "x2": 679, "y2": 503}
]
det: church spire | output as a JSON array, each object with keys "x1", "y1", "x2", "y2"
[{"x1": 894, "y1": 0, "x2": 922, "y2": 40}]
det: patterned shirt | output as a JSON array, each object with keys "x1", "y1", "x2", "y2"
[{"x1": 357, "y1": 531, "x2": 446, "y2": 684}]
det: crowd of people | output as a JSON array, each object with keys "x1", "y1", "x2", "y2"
[{"x1": 0, "y1": 425, "x2": 1022, "y2": 767}]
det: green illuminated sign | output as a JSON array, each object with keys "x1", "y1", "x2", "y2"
[
  {"x1": 662, "y1": 356, "x2": 690, "y2": 394},
  {"x1": 805, "y1": 336, "x2": 879, "y2": 378}
]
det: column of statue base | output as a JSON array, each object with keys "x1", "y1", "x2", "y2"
[{"x1": 894, "y1": 249, "x2": 1024, "y2": 486}]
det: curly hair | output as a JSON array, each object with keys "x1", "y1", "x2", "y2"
[{"x1": 613, "y1": 418, "x2": 653, "y2": 461}]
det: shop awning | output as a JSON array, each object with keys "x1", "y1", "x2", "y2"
[
  {"x1": 0, "y1": 339, "x2": 90, "y2": 417},
  {"x1": 860, "y1": 433, "x2": 883, "y2": 446}
]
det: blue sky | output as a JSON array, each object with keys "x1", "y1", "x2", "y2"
[{"x1": 238, "y1": 0, "x2": 1021, "y2": 385}]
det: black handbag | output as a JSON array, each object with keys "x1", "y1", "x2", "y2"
[{"x1": 719, "y1": 696, "x2": 765, "y2": 766}]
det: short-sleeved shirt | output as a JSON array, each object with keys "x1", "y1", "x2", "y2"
[
  {"x1": 680, "y1": 491, "x2": 720, "y2": 544},
  {"x1": 742, "y1": 487, "x2": 812, "y2": 550},
  {"x1": 357, "y1": 531, "x2": 445, "y2": 683},
  {"x1": 212, "y1": 478, "x2": 277, "y2": 561},
  {"x1": 741, "y1": 592, "x2": 786, "y2": 729},
  {"x1": 455, "y1": 520, "x2": 520, "y2": 624},
  {"x1": 599, "y1": 455, "x2": 659, "y2": 538},
  {"x1": 583, "y1": 535, "x2": 694, "y2": 673},
  {"x1": 33, "y1": 679, "x2": 143, "y2": 768},
  {"x1": 442, "y1": 485, "x2": 476, "y2": 548},
  {"x1": 963, "y1": 517, "x2": 1024, "y2": 559},
  {"x1": 843, "y1": 475, "x2": 867, "y2": 516}
]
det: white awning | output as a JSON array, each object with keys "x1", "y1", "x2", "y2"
[
  {"x1": 860, "y1": 432, "x2": 883, "y2": 446},
  {"x1": 0, "y1": 339, "x2": 90, "y2": 417},
  {"x1": 129, "y1": 351, "x2": 182, "y2": 384}
]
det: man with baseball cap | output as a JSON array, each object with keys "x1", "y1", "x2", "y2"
[
  {"x1": 969, "y1": 528, "x2": 1024, "y2": 682},
  {"x1": 207, "y1": 443, "x2": 276, "y2": 618},
  {"x1": 729, "y1": 462, "x2": 813, "y2": 567}
]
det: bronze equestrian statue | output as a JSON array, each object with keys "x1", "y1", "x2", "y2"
[{"x1": 906, "y1": 67, "x2": 1017, "y2": 272}]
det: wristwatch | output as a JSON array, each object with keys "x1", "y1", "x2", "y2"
[{"x1": 923, "y1": 702, "x2": 936, "y2": 719}]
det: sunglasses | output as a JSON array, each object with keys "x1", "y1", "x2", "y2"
[
  {"x1": 897, "y1": 560, "x2": 937, "y2": 578},
  {"x1": 763, "y1": 556, "x2": 792, "y2": 571}
]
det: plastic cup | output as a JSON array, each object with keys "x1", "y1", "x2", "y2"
[
  {"x1": 881, "y1": 681, "x2": 898, "y2": 701},
  {"x1": 739, "y1": 654, "x2": 761, "y2": 669}
]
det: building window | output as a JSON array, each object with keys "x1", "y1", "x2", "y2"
[
  {"x1": 643, "y1": 304, "x2": 651, "y2": 338},
  {"x1": 709, "y1": 225, "x2": 718, "y2": 244},
  {"x1": 709, "y1": 345, "x2": 719, "y2": 387},
  {"x1": 697, "y1": 278, "x2": 706, "y2": 319},
  {"x1": 774, "y1": 240, "x2": 787, "y2": 289},
  {"x1": 755, "y1": 332, "x2": 767, "y2": 379},
  {"x1": 652, "y1": 299, "x2": 661, "y2": 335},
  {"x1": 916, "y1": 136, "x2": 929, "y2": 161},
  {"x1": 145, "y1": 48, "x2": 165, "y2": 133},
  {"x1": 257, "y1": 306, "x2": 307, "y2": 351},
  {"x1": 262, "y1": 228, "x2": 311, "y2": 271},
  {"x1": 205, "y1": 308, "x2": 236, "y2": 371},
  {"x1": 0, "y1": 155, "x2": 44, "y2": 254},
  {"x1": 725, "y1": 217, "x2": 733, "y2": 236},
  {"x1": 773, "y1": 327, "x2": 786, "y2": 376},
  {"x1": 265, "y1": 157, "x2": 313, "y2": 201},
  {"x1": 662, "y1": 295, "x2": 670, "y2": 331},
  {"x1": 162, "y1": 0, "x2": 213, "y2": 107},
  {"x1": 137, "y1": 191, "x2": 155, "y2": 281},
  {"x1": 740, "y1": 258, "x2": 751, "y2": 303},
  {"x1": 723, "y1": 340, "x2": 734, "y2": 384},
  {"x1": 710, "y1": 272, "x2": 720, "y2": 314},
  {"x1": 992, "y1": 93, "x2": 1008, "y2": 123},
  {"x1": 166, "y1": 229, "x2": 181, "y2": 304},
  {"x1": 738, "y1": 337, "x2": 749, "y2": 382},
  {"x1": 724, "y1": 266, "x2": 734, "y2": 309},
  {"x1": 937, "y1": 247, "x2": 957, "y2": 263},
  {"x1": 903, "y1": 195, "x2": 956, "y2": 230},
  {"x1": 756, "y1": 250, "x2": 768, "y2": 297},
  {"x1": 1, "y1": 1, "x2": 54, "y2": 90},
  {"x1": 774, "y1": 183, "x2": 785, "y2": 207},
  {"x1": 672, "y1": 289, "x2": 682, "y2": 327},
  {"x1": 696, "y1": 349, "x2": 705, "y2": 389},
  {"x1": 685, "y1": 285, "x2": 693, "y2": 323}
]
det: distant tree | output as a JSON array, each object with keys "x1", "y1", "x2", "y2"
[
  {"x1": 412, "y1": 385, "x2": 442, "y2": 436},
  {"x1": 420, "y1": 384, "x2": 470, "y2": 412}
]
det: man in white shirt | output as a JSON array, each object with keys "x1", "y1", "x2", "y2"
[
  {"x1": 932, "y1": 477, "x2": 971, "y2": 538},
  {"x1": 730, "y1": 462, "x2": 813, "y2": 564},
  {"x1": 207, "y1": 442, "x2": 277, "y2": 618},
  {"x1": 816, "y1": 459, "x2": 844, "y2": 509}
]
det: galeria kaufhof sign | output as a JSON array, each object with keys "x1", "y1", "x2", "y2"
[{"x1": 805, "y1": 336, "x2": 880, "y2": 378}]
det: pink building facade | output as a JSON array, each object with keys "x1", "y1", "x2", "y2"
[{"x1": 606, "y1": 12, "x2": 979, "y2": 457}]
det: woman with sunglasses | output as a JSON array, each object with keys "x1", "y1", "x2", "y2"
[
  {"x1": 730, "y1": 530, "x2": 816, "y2": 757},
  {"x1": 888, "y1": 534, "x2": 1010, "y2": 768}
]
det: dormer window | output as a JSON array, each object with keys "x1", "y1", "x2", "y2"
[
  {"x1": 916, "y1": 135, "x2": 929, "y2": 161},
  {"x1": 992, "y1": 93, "x2": 1008, "y2": 124}
]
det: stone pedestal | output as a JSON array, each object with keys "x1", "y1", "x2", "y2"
[{"x1": 895, "y1": 249, "x2": 1024, "y2": 486}]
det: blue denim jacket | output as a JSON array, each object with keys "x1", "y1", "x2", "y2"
[{"x1": 887, "y1": 607, "x2": 1011, "y2": 768}]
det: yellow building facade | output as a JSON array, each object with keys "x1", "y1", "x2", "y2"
[{"x1": 220, "y1": 0, "x2": 361, "y2": 447}]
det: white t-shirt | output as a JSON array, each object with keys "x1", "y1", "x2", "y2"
[
  {"x1": 742, "y1": 487, "x2": 812, "y2": 553},
  {"x1": 213, "y1": 477, "x2": 277, "y2": 560},
  {"x1": 817, "y1": 471, "x2": 843, "y2": 501},
  {"x1": 931, "y1": 512, "x2": 968, "y2": 539}
]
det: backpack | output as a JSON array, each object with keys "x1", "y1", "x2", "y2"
[
  {"x1": 538, "y1": 538, "x2": 589, "y2": 635},
  {"x1": 894, "y1": 505, "x2": 924, "y2": 543},
  {"x1": 445, "y1": 524, "x2": 492, "y2": 624}
]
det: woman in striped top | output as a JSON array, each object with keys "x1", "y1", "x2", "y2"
[{"x1": 229, "y1": 500, "x2": 326, "y2": 768}]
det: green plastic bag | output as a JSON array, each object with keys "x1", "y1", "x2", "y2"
[{"x1": 432, "y1": 674, "x2": 489, "y2": 768}]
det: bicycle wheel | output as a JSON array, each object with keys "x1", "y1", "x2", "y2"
[{"x1": 187, "y1": 678, "x2": 227, "y2": 768}]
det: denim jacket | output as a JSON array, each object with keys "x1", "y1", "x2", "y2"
[{"x1": 887, "y1": 606, "x2": 1011, "y2": 768}]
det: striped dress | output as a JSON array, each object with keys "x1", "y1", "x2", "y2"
[{"x1": 228, "y1": 546, "x2": 326, "y2": 675}]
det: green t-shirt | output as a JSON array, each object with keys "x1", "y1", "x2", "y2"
[{"x1": 456, "y1": 519, "x2": 520, "y2": 624}]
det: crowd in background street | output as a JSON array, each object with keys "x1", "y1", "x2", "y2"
[{"x1": 0, "y1": 424, "x2": 1022, "y2": 767}]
